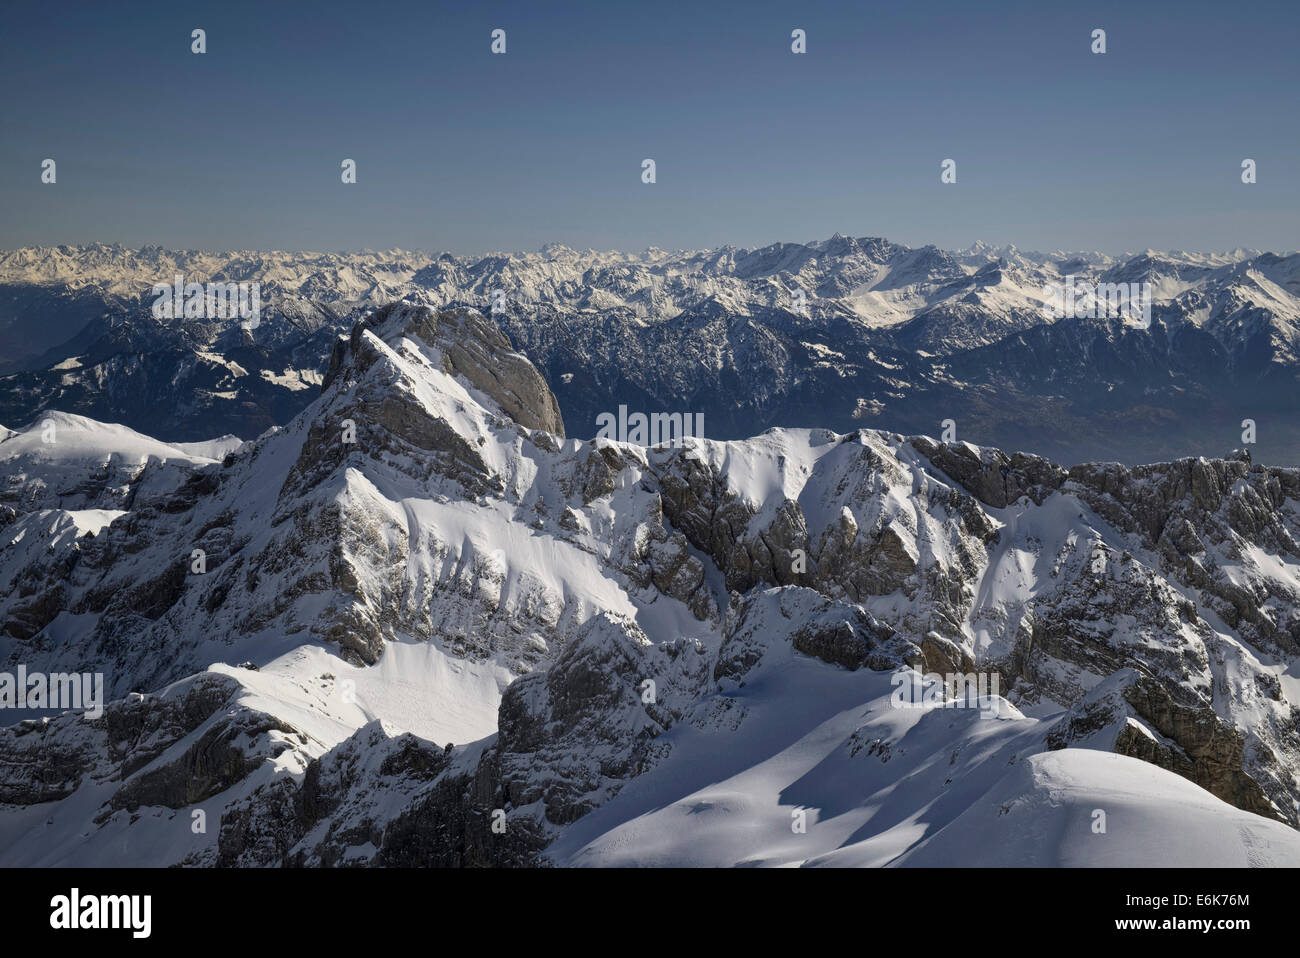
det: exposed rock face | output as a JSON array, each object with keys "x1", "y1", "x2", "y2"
[
  {"x1": 212, "y1": 721, "x2": 455, "y2": 868},
  {"x1": 323, "y1": 304, "x2": 565, "y2": 437},
  {"x1": 107, "y1": 710, "x2": 296, "y2": 814},
  {"x1": 1116, "y1": 675, "x2": 1283, "y2": 822},
  {"x1": 1046, "y1": 670, "x2": 1290, "y2": 824},
  {"x1": 919, "y1": 631, "x2": 973, "y2": 677},
  {"x1": 0, "y1": 672, "x2": 249, "y2": 806},
  {"x1": 654, "y1": 450, "x2": 770, "y2": 594},
  {"x1": 717, "y1": 588, "x2": 919, "y2": 681},
  {"x1": 908, "y1": 437, "x2": 1066, "y2": 509},
  {"x1": 1064, "y1": 456, "x2": 1300, "y2": 656},
  {"x1": 494, "y1": 614, "x2": 709, "y2": 825}
]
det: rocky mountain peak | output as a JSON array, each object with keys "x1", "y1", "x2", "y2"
[{"x1": 322, "y1": 302, "x2": 564, "y2": 437}]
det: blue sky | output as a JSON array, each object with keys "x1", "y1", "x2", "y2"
[{"x1": 1, "y1": 0, "x2": 1296, "y2": 254}]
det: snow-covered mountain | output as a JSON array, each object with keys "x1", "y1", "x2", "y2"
[
  {"x1": 4, "y1": 302, "x2": 1300, "y2": 867},
  {"x1": 3, "y1": 237, "x2": 1299, "y2": 464}
]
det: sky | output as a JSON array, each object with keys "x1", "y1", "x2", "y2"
[{"x1": 1, "y1": 0, "x2": 1297, "y2": 256}]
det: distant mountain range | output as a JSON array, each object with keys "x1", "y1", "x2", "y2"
[{"x1": 2, "y1": 236, "x2": 1298, "y2": 465}]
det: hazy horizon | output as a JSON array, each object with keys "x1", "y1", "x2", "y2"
[
  {"x1": 3, "y1": 0, "x2": 1297, "y2": 255},
  {"x1": 2, "y1": 235, "x2": 1296, "y2": 261}
]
